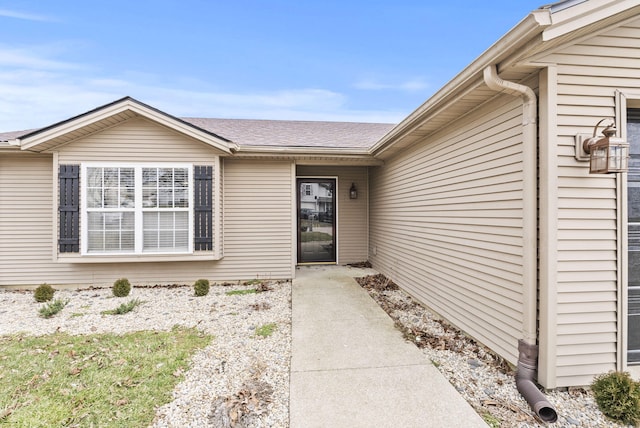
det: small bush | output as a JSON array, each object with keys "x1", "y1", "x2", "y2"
[
  {"x1": 255, "y1": 323, "x2": 277, "y2": 338},
  {"x1": 112, "y1": 278, "x2": 131, "y2": 297},
  {"x1": 39, "y1": 298, "x2": 69, "y2": 318},
  {"x1": 194, "y1": 279, "x2": 210, "y2": 297},
  {"x1": 34, "y1": 283, "x2": 55, "y2": 302},
  {"x1": 591, "y1": 371, "x2": 640, "y2": 425},
  {"x1": 102, "y1": 299, "x2": 142, "y2": 315}
]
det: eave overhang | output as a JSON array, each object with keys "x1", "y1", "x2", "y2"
[
  {"x1": 18, "y1": 96, "x2": 238, "y2": 154},
  {"x1": 0, "y1": 140, "x2": 20, "y2": 152},
  {"x1": 369, "y1": 10, "x2": 552, "y2": 160},
  {"x1": 370, "y1": 0, "x2": 640, "y2": 161},
  {"x1": 542, "y1": 0, "x2": 640, "y2": 41},
  {"x1": 233, "y1": 145, "x2": 383, "y2": 165}
]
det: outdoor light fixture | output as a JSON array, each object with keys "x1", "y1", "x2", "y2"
[
  {"x1": 349, "y1": 183, "x2": 358, "y2": 199},
  {"x1": 580, "y1": 118, "x2": 629, "y2": 174}
]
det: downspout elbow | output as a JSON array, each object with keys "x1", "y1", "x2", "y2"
[
  {"x1": 517, "y1": 340, "x2": 558, "y2": 423},
  {"x1": 483, "y1": 65, "x2": 536, "y2": 128}
]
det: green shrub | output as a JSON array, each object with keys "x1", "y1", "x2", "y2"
[
  {"x1": 34, "y1": 283, "x2": 55, "y2": 302},
  {"x1": 194, "y1": 279, "x2": 210, "y2": 297},
  {"x1": 39, "y1": 298, "x2": 69, "y2": 318},
  {"x1": 102, "y1": 299, "x2": 142, "y2": 315},
  {"x1": 591, "y1": 371, "x2": 640, "y2": 425},
  {"x1": 112, "y1": 278, "x2": 131, "y2": 297}
]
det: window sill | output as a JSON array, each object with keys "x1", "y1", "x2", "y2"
[{"x1": 57, "y1": 252, "x2": 220, "y2": 263}]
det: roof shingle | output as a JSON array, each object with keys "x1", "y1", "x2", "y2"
[
  {"x1": 0, "y1": 129, "x2": 36, "y2": 142},
  {"x1": 181, "y1": 118, "x2": 395, "y2": 149},
  {"x1": 1, "y1": 116, "x2": 396, "y2": 150}
]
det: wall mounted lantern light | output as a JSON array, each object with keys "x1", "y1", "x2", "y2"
[
  {"x1": 576, "y1": 118, "x2": 629, "y2": 174},
  {"x1": 349, "y1": 183, "x2": 358, "y2": 199}
]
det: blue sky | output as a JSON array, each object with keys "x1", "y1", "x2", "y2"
[{"x1": 0, "y1": 1, "x2": 543, "y2": 132}]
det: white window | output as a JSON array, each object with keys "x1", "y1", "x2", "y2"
[{"x1": 82, "y1": 164, "x2": 192, "y2": 255}]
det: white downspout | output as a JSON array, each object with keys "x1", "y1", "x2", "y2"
[
  {"x1": 483, "y1": 65, "x2": 557, "y2": 423},
  {"x1": 483, "y1": 65, "x2": 537, "y2": 345}
]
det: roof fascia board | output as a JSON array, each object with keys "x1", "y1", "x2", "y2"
[
  {"x1": 19, "y1": 98, "x2": 236, "y2": 154},
  {"x1": 543, "y1": 0, "x2": 640, "y2": 41},
  {"x1": 294, "y1": 158, "x2": 384, "y2": 166},
  {"x1": 370, "y1": 10, "x2": 552, "y2": 156},
  {"x1": 234, "y1": 145, "x2": 383, "y2": 165},
  {"x1": 0, "y1": 143, "x2": 20, "y2": 152},
  {"x1": 235, "y1": 154, "x2": 384, "y2": 166},
  {"x1": 235, "y1": 145, "x2": 371, "y2": 155}
]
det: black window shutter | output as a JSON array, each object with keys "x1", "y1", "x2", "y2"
[
  {"x1": 194, "y1": 166, "x2": 213, "y2": 251},
  {"x1": 58, "y1": 165, "x2": 80, "y2": 253}
]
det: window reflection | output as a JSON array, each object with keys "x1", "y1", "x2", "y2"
[
  {"x1": 142, "y1": 167, "x2": 189, "y2": 209},
  {"x1": 298, "y1": 180, "x2": 335, "y2": 263}
]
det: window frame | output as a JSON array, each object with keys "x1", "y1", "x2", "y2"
[{"x1": 80, "y1": 162, "x2": 194, "y2": 256}]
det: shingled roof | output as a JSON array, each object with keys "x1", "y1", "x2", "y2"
[
  {"x1": 0, "y1": 129, "x2": 36, "y2": 142},
  {"x1": 1, "y1": 117, "x2": 395, "y2": 151},
  {"x1": 182, "y1": 118, "x2": 395, "y2": 149}
]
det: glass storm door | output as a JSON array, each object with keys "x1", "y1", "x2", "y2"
[
  {"x1": 628, "y1": 108, "x2": 640, "y2": 363},
  {"x1": 297, "y1": 178, "x2": 336, "y2": 263}
]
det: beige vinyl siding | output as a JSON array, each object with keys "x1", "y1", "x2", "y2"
[
  {"x1": 296, "y1": 165, "x2": 368, "y2": 264},
  {"x1": 1, "y1": 120, "x2": 294, "y2": 287},
  {"x1": 56, "y1": 116, "x2": 222, "y2": 162},
  {"x1": 0, "y1": 153, "x2": 59, "y2": 286},
  {"x1": 535, "y1": 18, "x2": 640, "y2": 387},
  {"x1": 220, "y1": 159, "x2": 294, "y2": 279},
  {"x1": 369, "y1": 95, "x2": 527, "y2": 365}
]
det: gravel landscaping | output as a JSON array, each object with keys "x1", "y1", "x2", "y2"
[
  {"x1": 356, "y1": 273, "x2": 627, "y2": 428},
  {"x1": 0, "y1": 271, "x2": 632, "y2": 427},
  {"x1": 0, "y1": 282, "x2": 291, "y2": 427}
]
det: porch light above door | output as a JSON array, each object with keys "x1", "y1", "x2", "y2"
[{"x1": 581, "y1": 119, "x2": 629, "y2": 174}]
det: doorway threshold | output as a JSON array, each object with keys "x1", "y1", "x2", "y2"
[{"x1": 297, "y1": 262, "x2": 338, "y2": 266}]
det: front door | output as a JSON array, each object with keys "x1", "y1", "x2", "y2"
[
  {"x1": 628, "y1": 108, "x2": 640, "y2": 363},
  {"x1": 297, "y1": 178, "x2": 336, "y2": 263}
]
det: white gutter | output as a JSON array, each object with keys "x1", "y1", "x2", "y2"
[
  {"x1": 231, "y1": 145, "x2": 384, "y2": 165},
  {"x1": 370, "y1": 9, "x2": 551, "y2": 156},
  {"x1": 234, "y1": 145, "x2": 372, "y2": 155},
  {"x1": 0, "y1": 140, "x2": 21, "y2": 151}
]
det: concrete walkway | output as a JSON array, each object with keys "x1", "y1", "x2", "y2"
[{"x1": 290, "y1": 265, "x2": 487, "y2": 428}]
